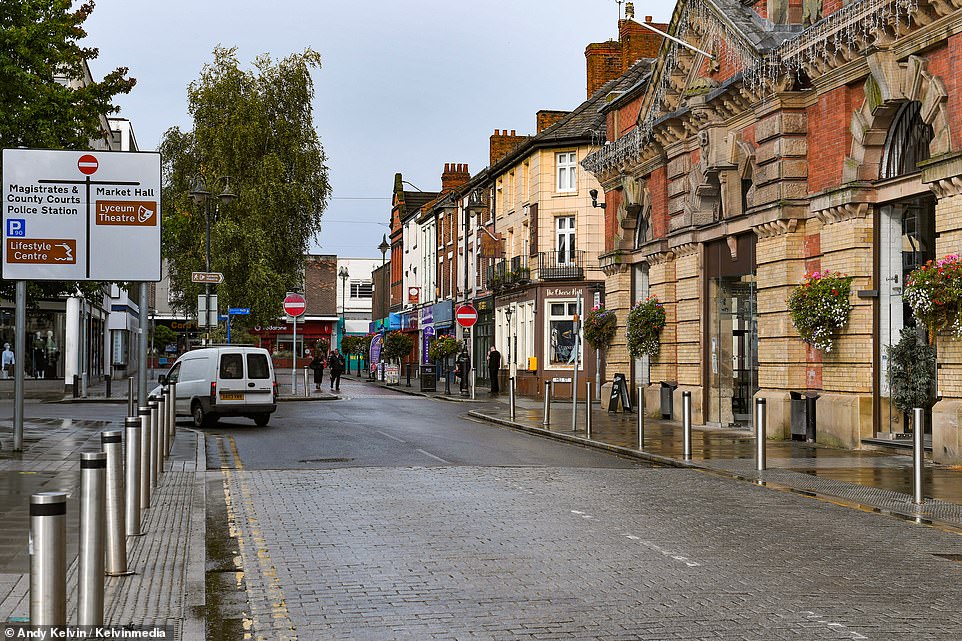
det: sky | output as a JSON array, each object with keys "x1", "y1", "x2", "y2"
[{"x1": 82, "y1": 0, "x2": 676, "y2": 259}]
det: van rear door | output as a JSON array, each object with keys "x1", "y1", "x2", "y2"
[
  {"x1": 217, "y1": 352, "x2": 248, "y2": 408},
  {"x1": 245, "y1": 351, "x2": 274, "y2": 404}
]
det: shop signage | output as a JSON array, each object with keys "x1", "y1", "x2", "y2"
[
  {"x1": 369, "y1": 334, "x2": 382, "y2": 374},
  {"x1": 2, "y1": 148, "x2": 161, "y2": 281},
  {"x1": 407, "y1": 286, "x2": 420, "y2": 304},
  {"x1": 607, "y1": 373, "x2": 632, "y2": 413},
  {"x1": 545, "y1": 287, "x2": 582, "y2": 298}
]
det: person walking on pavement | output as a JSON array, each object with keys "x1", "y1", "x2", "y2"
[
  {"x1": 308, "y1": 352, "x2": 326, "y2": 391},
  {"x1": 329, "y1": 349, "x2": 345, "y2": 391},
  {"x1": 1, "y1": 343, "x2": 13, "y2": 380},
  {"x1": 487, "y1": 346, "x2": 501, "y2": 395}
]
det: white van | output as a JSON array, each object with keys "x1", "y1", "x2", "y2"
[{"x1": 156, "y1": 346, "x2": 277, "y2": 427}]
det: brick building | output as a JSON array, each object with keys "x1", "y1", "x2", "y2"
[{"x1": 583, "y1": 0, "x2": 962, "y2": 461}]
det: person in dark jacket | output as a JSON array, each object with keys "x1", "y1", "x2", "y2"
[
  {"x1": 309, "y1": 353, "x2": 326, "y2": 390},
  {"x1": 487, "y1": 346, "x2": 502, "y2": 394},
  {"x1": 329, "y1": 349, "x2": 345, "y2": 391}
]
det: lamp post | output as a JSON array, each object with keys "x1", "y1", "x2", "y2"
[
  {"x1": 504, "y1": 305, "x2": 513, "y2": 379},
  {"x1": 190, "y1": 176, "x2": 236, "y2": 345},
  {"x1": 378, "y1": 235, "x2": 390, "y2": 380},
  {"x1": 338, "y1": 266, "x2": 349, "y2": 353}
]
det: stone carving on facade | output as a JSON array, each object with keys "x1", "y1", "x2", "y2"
[
  {"x1": 812, "y1": 202, "x2": 871, "y2": 225},
  {"x1": 846, "y1": 53, "x2": 952, "y2": 183},
  {"x1": 753, "y1": 219, "x2": 799, "y2": 239},
  {"x1": 927, "y1": 176, "x2": 962, "y2": 199}
]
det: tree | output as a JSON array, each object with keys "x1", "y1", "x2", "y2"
[
  {"x1": 0, "y1": 0, "x2": 135, "y2": 300},
  {"x1": 159, "y1": 47, "x2": 330, "y2": 326},
  {"x1": 150, "y1": 324, "x2": 177, "y2": 353}
]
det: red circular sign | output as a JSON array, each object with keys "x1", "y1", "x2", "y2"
[
  {"x1": 77, "y1": 154, "x2": 98, "y2": 175},
  {"x1": 455, "y1": 304, "x2": 478, "y2": 328},
  {"x1": 283, "y1": 293, "x2": 307, "y2": 317}
]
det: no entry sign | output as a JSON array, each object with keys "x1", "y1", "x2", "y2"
[
  {"x1": 283, "y1": 292, "x2": 307, "y2": 317},
  {"x1": 455, "y1": 304, "x2": 478, "y2": 328}
]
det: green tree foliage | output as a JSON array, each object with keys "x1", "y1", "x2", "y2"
[
  {"x1": 150, "y1": 324, "x2": 177, "y2": 352},
  {"x1": 887, "y1": 328, "x2": 937, "y2": 414},
  {"x1": 0, "y1": 0, "x2": 135, "y2": 300},
  {"x1": 159, "y1": 47, "x2": 330, "y2": 326},
  {"x1": 382, "y1": 331, "x2": 414, "y2": 362}
]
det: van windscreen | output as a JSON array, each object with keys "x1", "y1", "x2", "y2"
[
  {"x1": 220, "y1": 354, "x2": 244, "y2": 379},
  {"x1": 247, "y1": 353, "x2": 270, "y2": 379}
]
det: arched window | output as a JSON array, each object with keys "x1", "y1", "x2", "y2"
[{"x1": 881, "y1": 101, "x2": 933, "y2": 179}]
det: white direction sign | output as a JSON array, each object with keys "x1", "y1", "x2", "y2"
[{"x1": 2, "y1": 148, "x2": 161, "y2": 281}]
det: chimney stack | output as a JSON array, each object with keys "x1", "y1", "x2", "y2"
[
  {"x1": 489, "y1": 129, "x2": 525, "y2": 165},
  {"x1": 536, "y1": 110, "x2": 571, "y2": 133},
  {"x1": 441, "y1": 163, "x2": 470, "y2": 193}
]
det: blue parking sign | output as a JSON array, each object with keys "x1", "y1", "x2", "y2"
[{"x1": 6, "y1": 219, "x2": 25, "y2": 237}]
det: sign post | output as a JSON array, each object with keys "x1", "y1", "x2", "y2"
[
  {"x1": 456, "y1": 305, "x2": 478, "y2": 399},
  {"x1": 283, "y1": 293, "x2": 306, "y2": 394},
  {"x1": 3, "y1": 149, "x2": 161, "y2": 449},
  {"x1": 226, "y1": 307, "x2": 250, "y2": 344}
]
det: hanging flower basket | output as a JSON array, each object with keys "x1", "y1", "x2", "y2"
[
  {"x1": 626, "y1": 297, "x2": 666, "y2": 358},
  {"x1": 583, "y1": 305, "x2": 617, "y2": 350},
  {"x1": 904, "y1": 254, "x2": 962, "y2": 340},
  {"x1": 428, "y1": 335, "x2": 460, "y2": 362},
  {"x1": 787, "y1": 270, "x2": 853, "y2": 353}
]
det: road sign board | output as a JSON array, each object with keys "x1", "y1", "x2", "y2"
[
  {"x1": 455, "y1": 304, "x2": 478, "y2": 328},
  {"x1": 283, "y1": 293, "x2": 307, "y2": 317},
  {"x1": 191, "y1": 271, "x2": 224, "y2": 283},
  {"x1": 228, "y1": 307, "x2": 250, "y2": 315},
  {"x1": 2, "y1": 148, "x2": 161, "y2": 281}
]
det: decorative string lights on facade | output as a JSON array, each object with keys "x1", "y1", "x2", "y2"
[{"x1": 582, "y1": 0, "x2": 921, "y2": 177}]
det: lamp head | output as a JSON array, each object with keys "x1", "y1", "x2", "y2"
[
  {"x1": 589, "y1": 188, "x2": 606, "y2": 209},
  {"x1": 218, "y1": 176, "x2": 236, "y2": 205},
  {"x1": 378, "y1": 234, "x2": 390, "y2": 256},
  {"x1": 189, "y1": 178, "x2": 210, "y2": 205}
]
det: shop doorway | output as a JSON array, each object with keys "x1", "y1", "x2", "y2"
[
  {"x1": 706, "y1": 236, "x2": 758, "y2": 427},
  {"x1": 878, "y1": 194, "x2": 936, "y2": 435}
]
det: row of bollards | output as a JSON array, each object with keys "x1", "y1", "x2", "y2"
[{"x1": 29, "y1": 382, "x2": 179, "y2": 626}]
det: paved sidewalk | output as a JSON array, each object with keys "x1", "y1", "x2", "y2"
[
  {"x1": 460, "y1": 392, "x2": 962, "y2": 530},
  {"x1": 0, "y1": 414, "x2": 204, "y2": 639}
]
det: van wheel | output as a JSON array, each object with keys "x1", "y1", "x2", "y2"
[
  {"x1": 253, "y1": 414, "x2": 270, "y2": 427},
  {"x1": 192, "y1": 401, "x2": 212, "y2": 428}
]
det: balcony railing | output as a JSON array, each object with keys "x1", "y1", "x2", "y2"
[{"x1": 538, "y1": 250, "x2": 585, "y2": 281}]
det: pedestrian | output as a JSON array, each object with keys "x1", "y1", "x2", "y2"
[
  {"x1": 329, "y1": 349, "x2": 345, "y2": 391},
  {"x1": 487, "y1": 346, "x2": 501, "y2": 395},
  {"x1": 1, "y1": 343, "x2": 13, "y2": 380},
  {"x1": 309, "y1": 352, "x2": 326, "y2": 391}
]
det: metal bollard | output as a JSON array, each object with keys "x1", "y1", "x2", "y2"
[
  {"x1": 101, "y1": 431, "x2": 131, "y2": 575},
  {"x1": 585, "y1": 381, "x2": 592, "y2": 439},
  {"x1": 127, "y1": 377, "x2": 135, "y2": 417},
  {"x1": 543, "y1": 381, "x2": 552, "y2": 426},
  {"x1": 303, "y1": 367, "x2": 310, "y2": 397},
  {"x1": 168, "y1": 382, "x2": 177, "y2": 455},
  {"x1": 30, "y1": 491, "x2": 67, "y2": 626},
  {"x1": 148, "y1": 400, "x2": 160, "y2": 488},
  {"x1": 637, "y1": 385, "x2": 645, "y2": 451},
  {"x1": 79, "y1": 451, "x2": 106, "y2": 626},
  {"x1": 509, "y1": 377, "x2": 516, "y2": 420},
  {"x1": 755, "y1": 398, "x2": 767, "y2": 471},
  {"x1": 470, "y1": 367, "x2": 476, "y2": 400},
  {"x1": 406, "y1": 363, "x2": 412, "y2": 387},
  {"x1": 105, "y1": 374, "x2": 112, "y2": 399},
  {"x1": 124, "y1": 417, "x2": 143, "y2": 536},
  {"x1": 682, "y1": 391, "x2": 692, "y2": 461},
  {"x1": 157, "y1": 396, "x2": 167, "y2": 471},
  {"x1": 138, "y1": 406, "x2": 151, "y2": 510},
  {"x1": 914, "y1": 407, "x2": 925, "y2": 504}
]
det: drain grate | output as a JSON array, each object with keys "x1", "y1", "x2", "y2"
[
  {"x1": 932, "y1": 553, "x2": 962, "y2": 562},
  {"x1": 298, "y1": 457, "x2": 354, "y2": 463}
]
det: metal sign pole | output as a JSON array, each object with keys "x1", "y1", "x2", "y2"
[
  {"x1": 571, "y1": 293, "x2": 582, "y2": 432},
  {"x1": 14, "y1": 280, "x2": 25, "y2": 451},
  {"x1": 291, "y1": 315, "x2": 297, "y2": 395},
  {"x1": 138, "y1": 283, "x2": 148, "y2": 407}
]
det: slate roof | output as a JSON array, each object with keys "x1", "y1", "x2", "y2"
[{"x1": 490, "y1": 57, "x2": 655, "y2": 174}]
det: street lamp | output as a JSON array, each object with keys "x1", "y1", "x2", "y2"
[
  {"x1": 190, "y1": 176, "x2": 236, "y2": 345},
  {"x1": 504, "y1": 305, "x2": 513, "y2": 379},
  {"x1": 338, "y1": 266, "x2": 349, "y2": 352},
  {"x1": 377, "y1": 234, "x2": 390, "y2": 380}
]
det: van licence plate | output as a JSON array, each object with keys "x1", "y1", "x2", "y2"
[{"x1": 220, "y1": 392, "x2": 244, "y2": 401}]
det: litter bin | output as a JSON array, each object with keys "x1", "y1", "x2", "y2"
[
  {"x1": 660, "y1": 381, "x2": 677, "y2": 419},
  {"x1": 790, "y1": 391, "x2": 819, "y2": 442},
  {"x1": 420, "y1": 364, "x2": 436, "y2": 392}
]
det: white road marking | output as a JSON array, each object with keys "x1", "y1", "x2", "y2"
[
  {"x1": 416, "y1": 448, "x2": 450, "y2": 464},
  {"x1": 621, "y1": 534, "x2": 702, "y2": 567},
  {"x1": 376, "y1": 430, "x2": 407, "y2": 443}
]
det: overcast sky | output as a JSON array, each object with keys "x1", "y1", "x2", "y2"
[{"x1": 83, "y1": 0, "x2": 675, "y2": 259}]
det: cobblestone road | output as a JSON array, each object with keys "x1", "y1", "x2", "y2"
[{"x1": 221, "y1": 462, "x2": 962, "y2": 640}]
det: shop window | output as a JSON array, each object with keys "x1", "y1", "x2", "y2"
[{"x1": 546, "y1": 300, "x2": 582, "y2": 367}]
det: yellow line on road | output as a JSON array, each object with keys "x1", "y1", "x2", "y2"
[{"x1": 220, "y1": 435, "x2": 297, "y2": 640}]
